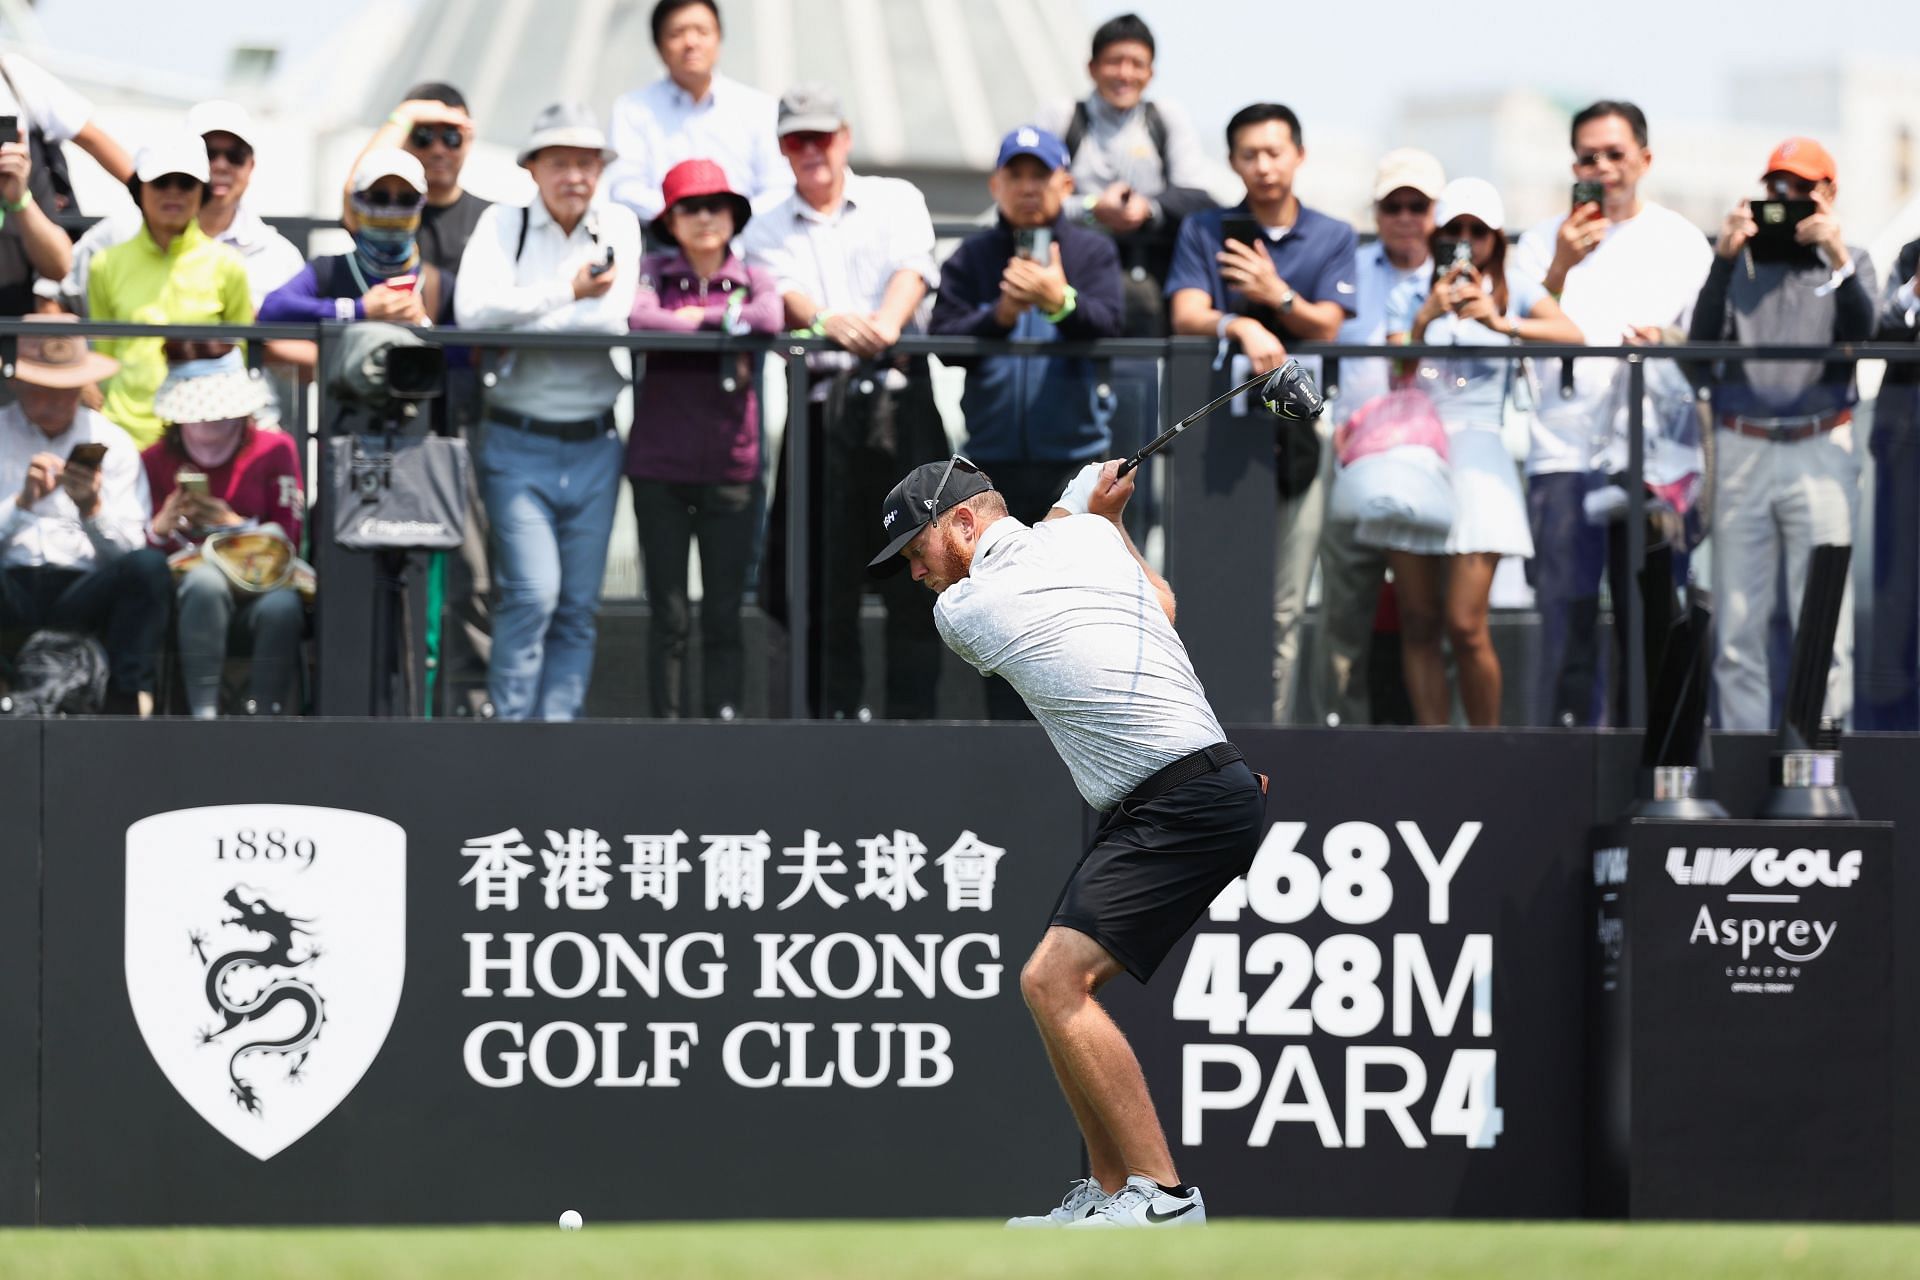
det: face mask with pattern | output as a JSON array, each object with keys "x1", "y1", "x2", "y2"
[{"x1": 351, "y1": 189, "x2": 425, "y2": 278}]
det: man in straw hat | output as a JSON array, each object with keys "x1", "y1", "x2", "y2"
[
  {"x1": 0, "y1": 316, "x2": 170, "y2": 713},
  {"x1": 454, "y1": 103, "x2": 639, "y2": 721}
]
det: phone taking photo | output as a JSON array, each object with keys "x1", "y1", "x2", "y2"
[
  {"x1": 0, "y1": 116, "x2": 17, "y2": 145},
  {"x1": 1747, "y1": 199, "x2": 1816, "y2": 262},
  {"x1": 1013, "y1": 227, "x2": 1052, "y2": 264},
  {"x1": 1571, "y1": 180, "x2": 1604, "y2": 211},
  {"x1": 66, "y1": 441, "x2": 108, "y2": 469},
  {"x1": 1220, "y1": 217, "x2": 1262, "y2": 252},
  {"x1": 1431, "y1": 237, "x2": 1471, "y2": 280},
  {"x1": 176, "y1": 471, "x2": 209, "y2": 497}
]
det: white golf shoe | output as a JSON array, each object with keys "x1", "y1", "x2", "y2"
[
  {"x1": 1068, "y1": 1175, "x2": 1206, "y2": 1228},
  {"x1": 1005, "y1": 1177, "x2": 1110, "y2": 1227}
]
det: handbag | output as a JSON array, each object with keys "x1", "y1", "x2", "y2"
[
  {"x1": 329, "y1": 431, "x2": 471, "y2": 550},
  {"x1": 167, "y1": 522, "x2": 317, "y2": 604},
  {"x1": 1334, "y1": 387, "x2": 1450, "y2": 466}
]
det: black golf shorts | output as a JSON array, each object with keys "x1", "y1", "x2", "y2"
[{"x1": 1050, "y1": 754, "x2": 1267, "y2": 982}]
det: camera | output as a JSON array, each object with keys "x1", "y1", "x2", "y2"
[{"x1": 383, "y1": 344, "x2": 446, "y2": 400}]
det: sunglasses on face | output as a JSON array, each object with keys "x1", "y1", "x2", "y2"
[
  {"x1": 1378, "y1": 196, "x2": 1431, "y2": 216},
  {"x1": 780, "y1": 131, "x2": 835, "y2": 155},
  {"x1": 360, "y1": 187, "x2": 423, "y2": 209},
  {"x1": 149, "y1": 173, "x2": 200, "y2": 193},
  {"x1": 1766, "y1": 175, "x2": 1817, "y2": 199},
  {"x1": 1575, "y1": 147, "x2": 1635, "y2": 168},
  {"x1": 673, "y1": 194, "x2": 732, "y2": 217},
  {"x1": 1446, "y1": 221, "x2": 1497, "y2": 240},
  {"x1": 204, "y1": 144, "x2": 251, "y2": 167},
  {"x1": 408, "y1": 125, "x2": 464, "y2": 151}
]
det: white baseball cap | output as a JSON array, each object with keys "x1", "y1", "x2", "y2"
[
  {"x1": 134, "y1": 132, "x2": 211, "y2": 185},
  {"x1": 1372, "y1": 148, "x2": 1445, "y2": 202},
  {"x1": 1434, "y1": 177, "x2": 1507, "y2": 233},
  {"x1": 187, "y1": 99, "x2": 257, "y2": 150},
  {"x1": 353, "y1": 147, "x2": 428, "y2": 196}
]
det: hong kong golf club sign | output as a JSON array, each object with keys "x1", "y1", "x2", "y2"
[{"x1": 125, "y1": 805, "x2": 406, "y2": 1160}]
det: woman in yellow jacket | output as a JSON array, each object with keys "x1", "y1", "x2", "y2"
[{"x1": 87, "y1": 132, "x2": 252, "y2": 448}]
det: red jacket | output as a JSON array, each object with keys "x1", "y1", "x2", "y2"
[{"x1": 142, "y1": 425, "x2": 305, "y2": 550}]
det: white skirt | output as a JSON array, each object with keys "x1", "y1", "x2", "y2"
[{"x1": 1371, "y1": 426, "x2": 1535, "y2": 558}]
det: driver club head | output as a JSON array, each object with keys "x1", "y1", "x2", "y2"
[{"x1": 1260, "y1": 359, "x2": 1325, "y2": 421}]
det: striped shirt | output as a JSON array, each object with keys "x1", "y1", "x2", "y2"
[{"x1": 736, "y1": 172, "x2": 938, "y2": 381}]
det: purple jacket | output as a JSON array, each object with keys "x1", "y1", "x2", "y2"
[{"x1": 626, "y1": 248, "x2": 783, "y2": 485}]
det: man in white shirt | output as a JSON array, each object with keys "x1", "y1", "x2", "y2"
[
  {"x1": 454, "y1": 102, "x2": 640, "y2": 721},
  {"x1": 605, "y1": 0, "x2": 790, "y2": 224},
  {"x1": 1512, "y1": 100, "x2": 1711, "y2": 726},
  {"x1": 0, "y1": 318, "x2": 169, "y2": 713},
  {"x1": 737, "y1": 82, "x2": 947, "y2": 720},
  {"x1": 1312, "y1": 148, "x2": 1441, "y2": 728}
]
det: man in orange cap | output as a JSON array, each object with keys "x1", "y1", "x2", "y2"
[{"x1": 1690, "y1": 136, "x2": 1877, "y2": 732}]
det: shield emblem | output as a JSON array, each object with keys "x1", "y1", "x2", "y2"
[{"x1": 125, "y1": 805, "x2": 406, "y2": 1161}]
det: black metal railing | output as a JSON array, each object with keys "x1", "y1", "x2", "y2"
[{"x1": 6, "y1": 317, "x2": 1917, "y2": 726}]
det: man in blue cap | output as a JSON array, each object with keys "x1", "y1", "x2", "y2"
[{"x1": 931, "y1": 125, "x2": 1123, "y2": 716}]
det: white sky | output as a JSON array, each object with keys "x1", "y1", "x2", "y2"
[{"x1": 27, "y1": 0, "x2": 1916, "y2": 148}]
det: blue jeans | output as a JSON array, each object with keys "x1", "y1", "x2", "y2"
[{"x1": 478, "y1": 421, "x2": 622, "y2": 721}]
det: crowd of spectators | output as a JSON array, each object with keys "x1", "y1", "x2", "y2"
[{"x1": 2, "y1": 1, "x2": 1919, "y2": 733}]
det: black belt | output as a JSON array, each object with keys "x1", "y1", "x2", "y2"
[
  {"x1": 1123, "y1": 742, "x2": 1244, "y2": 808},
  {"x1": 489, "y1": 408, "x2": 615, "y2": 442}
]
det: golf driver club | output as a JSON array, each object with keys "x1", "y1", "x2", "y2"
[{"x1": 1116, "y1": 358, "x2": 1325, "y2": 478}]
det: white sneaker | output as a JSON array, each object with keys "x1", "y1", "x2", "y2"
[
  {"x1": 1005, "y1": 1177, "x2": 1110, "y2": 1227},
  {"x1": 1068, "y1": 1175, "x2": 1205, "y2": 1228}
]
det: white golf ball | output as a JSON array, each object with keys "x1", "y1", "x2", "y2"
[{"x1": 558, "y1": 1209, "x2": 584, "y2": 1231}]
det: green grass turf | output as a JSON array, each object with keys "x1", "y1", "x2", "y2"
[{"x1": 3, "y1": 1221, "x2": 1920, "y2": 1280}]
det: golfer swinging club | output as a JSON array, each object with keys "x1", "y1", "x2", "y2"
[{"x1": 869, "y1": 452, "x2": 1268, "y2": 1228}]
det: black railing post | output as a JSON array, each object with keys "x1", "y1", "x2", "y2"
[
  {"x1": 784, "y1": 346, "x2": 811, "y2": 719},
  {"x1": 1624, "y1": 353, "x2": 1648, "y2": 730}
]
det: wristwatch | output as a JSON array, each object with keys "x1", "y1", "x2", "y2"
[{"x1": 1278, "y1": 290, "x2": 1296, "y2": 314}]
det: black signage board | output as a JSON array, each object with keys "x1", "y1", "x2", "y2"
[
  {"x1": 0, "y1": 720, "x2": 39, "y2": 1224},
  {"x1": 38, "y1": 721, "x2": 1081, "y2": 1224},
  {"x1": 1104, "y1": 728, "x2": 1593, "y2": 1217},
  {"x1": 1590, "y1": 818, "x2": 1895, "y2": 1219}
]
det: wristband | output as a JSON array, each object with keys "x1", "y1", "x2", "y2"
[
  {"x1": 388, "y1": 111, "x2": 411, "y2": 128},
  {"x1": 1043, "y1": 285, "x2": 1077, "y2": 325},
  {"x1": 2, "y1": 192, "x2": 27, "y2": 214},
  {"x1": 1215, "y1": 312, "x2": 1241, "y2": 341},
  {"x1": 335, "y1": 297, "x2": 358, "y2": 322},
  {"x1": 808, "y1": 309, "x2": 834, "y2": 338},
  {"x1": 1054, "y1": 462, "x2": 1103, "y2": 516}
]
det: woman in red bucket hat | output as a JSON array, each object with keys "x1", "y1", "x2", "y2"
[{"x1": 626, "y1": 157, "x2": 781, "y2": 719}]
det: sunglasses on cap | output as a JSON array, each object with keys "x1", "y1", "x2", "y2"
[
  {"x1": 205, "y1": 143, "x2": 251, "y2": 167},
  {"x1": 920, "y1": 453, "x2": 982, "y2": 534},
  {"x1": 149, "y1": 173, "x2": 201, "y2": 193},
  {"x1": 1378, "y1": 195, "x2": 1431, "y2": 216},
  {"x1": 672, "y1": 194, "x2": 733, "y2": 217},
  {"x1": 408, "y1": 125, "x2": 464, "y2": 151}
]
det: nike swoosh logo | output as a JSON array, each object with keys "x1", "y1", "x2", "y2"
[{"x1": 1145, "y1": 1203, "x2": 1197, "y2": 1223}]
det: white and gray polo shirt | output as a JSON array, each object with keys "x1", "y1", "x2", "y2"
[{"x1": 934, "y1": 514, "x2": 1225, "y2": 811}]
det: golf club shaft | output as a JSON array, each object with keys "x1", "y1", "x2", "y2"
[{"x1": 1116, "y1": 367, "x2": 1275, "y2": 477}]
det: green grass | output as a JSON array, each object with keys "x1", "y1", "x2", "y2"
[{"x1": 3, "y1": 1221, "x2": 1920, "y2": 1280}]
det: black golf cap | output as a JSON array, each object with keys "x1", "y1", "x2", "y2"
[{"x1": 866, "y1": 458, "x2": 996, "y2": 577}]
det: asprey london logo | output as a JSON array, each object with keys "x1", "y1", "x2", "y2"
[
  {"x1": 1665, "y1": 843, "x2": 1859, "y2": 995},
  {"x1": 126, "y1": 805, "x2": 406, "y2": 1160}
]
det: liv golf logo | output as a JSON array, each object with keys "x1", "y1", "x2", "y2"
[{"x1": 125, "y1": 805, "x2": 406, "y2": 1159}]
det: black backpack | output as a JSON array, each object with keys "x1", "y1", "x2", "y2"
[{"x1": 0, "y1": 629, "x2": 108, "y2": 716}]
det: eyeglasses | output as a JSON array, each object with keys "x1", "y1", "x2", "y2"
[
  {"x1": 204, "y1": 144, "x2": 251, "y2": 167},
  {"x1": 1378, "y1": 196, "x2": 1431, "y2": 216},
  {"x1": 779, "y1": 130, "x2": 835, "y2": 155},
  {"x1": 913, "y1": 454, "x2": 982, "y2": 550},
  {"x1": 408, "y1": 125, "x2": 464, "y2": 151},
  {"x1": 1574, "y1": 147, "x2": 1635, "y2": 168},
  {"x1": 149, "y1": 173, "x2": 200, "y2": 193},
  {"x1": 673, "y1": 194, "x2": 733, "y2": 217}
]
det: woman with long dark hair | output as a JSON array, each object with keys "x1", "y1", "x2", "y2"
[{"x1": 1384, "y1": 178, "x2": 1582, "y2": 725}]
